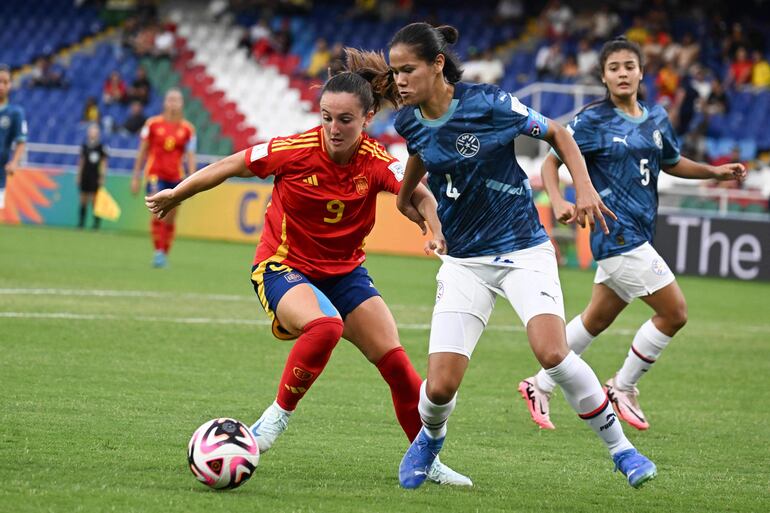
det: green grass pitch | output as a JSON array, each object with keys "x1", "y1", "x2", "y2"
[{"x1": 1, "y1": 224, "x2": 768, "y2": 512}]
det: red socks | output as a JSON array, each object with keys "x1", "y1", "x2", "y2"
[
  {"x1": 275, "y1": 317, "x2": 344, "y2": 411},
  {"x1": 150, "y1": 218, "x2": 164, "y2": 251},
  {"x1": 376, "y1": 346, "x2": 423, "y2": 442},
  {"x1": 163, "y1": 222, "x2": 175, "y2": 253},
  {"x1": 149, "y1": 219, "x2": 176, "y2": 253}
]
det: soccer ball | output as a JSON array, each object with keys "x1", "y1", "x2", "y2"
[{"x1": 187, "y1": 418, "x2": 259, "y2": 490}]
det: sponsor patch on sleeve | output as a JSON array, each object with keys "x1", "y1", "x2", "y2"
[
  {"x1": 388, "y1": 160, "x2": 405, "y2": 182},
  {"x1": 250, "y1": 143, "x2": 269, "y2": 163}
]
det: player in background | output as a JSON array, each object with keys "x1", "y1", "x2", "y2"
[
  {"x1": 0, "y1": 64, "x2": 27, "y2": 215},
  {"x1": 76, "y1": 123, "x2": 108, "y2": 229},
  {"x1": 145, "y1": 50, "x2": 471, "y2": 486},
  {"x1": 519, "y1": 37, "x2": 746, "y2": 431},
  {"x1": 387, "y1": 23, "x2": 656, "y2": 489},
  {"x1": 131, "y1": 88, "x2": 196, "y2": 268}
]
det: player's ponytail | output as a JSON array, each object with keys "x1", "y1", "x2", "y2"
[
  {"x1": 389, "y1": 22, "x2": 464, "y2": 84},
  {"x1": 322, "y1": 48, "x2": 399, "y2": 114}
]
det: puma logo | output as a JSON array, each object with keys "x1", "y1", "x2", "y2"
[
  {"x1": 612, "y1": 135, "x2": 629, "y2": 147},
  {"x1": 540, "y1": 291, "x2": 558, "y2": 303}
]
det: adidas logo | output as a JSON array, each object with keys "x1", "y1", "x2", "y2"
[{"x1": 302, "y1": 175, "x2": 318, "y2": 186}]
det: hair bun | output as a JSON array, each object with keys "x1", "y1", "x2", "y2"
[{"x1": 436, "y1": 25, "x2": 459, "y2": 45}]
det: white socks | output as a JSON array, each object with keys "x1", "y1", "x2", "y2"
[
  {"x1": 535, "y1": 315, "x2": 596, "y2": 394},
  {"x1": 546, "y1": 352, "x2": 633, "y2": 455},
  {"x1": 418, "y1": 380, "x2": 456, "y2": 440},
  {"x1": 616, "y1": 319, "x2": 672, "y2": 390}
]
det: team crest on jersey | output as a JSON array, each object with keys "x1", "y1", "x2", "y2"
[
  {"x1": 284, "y1": 272, "x2": 303, "y2": 283},
  {"x1": 456, "y1": 133, "x2": 480, "y2": 158},
  {"x1": 0, "y1": 116, "x2": 9, "y2": 129},
  {"x1": 651, "y1": 258, "x2": 669, "y2": 276},
  {"x1": 353, "y1": 175, "x2": 369, "y2": 195},
  {"x1": 653, "y1": 130, "x2": 663, "y2": 149}
]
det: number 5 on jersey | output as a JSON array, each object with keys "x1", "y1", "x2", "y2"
[
  {"x1": 640, "y1": 159, "x2": 651, "y2": 186},
  {"x1": 324, "y1": 199, "x2": 346, "y2": 223}
]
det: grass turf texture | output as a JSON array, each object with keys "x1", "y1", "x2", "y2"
[{"x1": 1, "y1": 224, "x2": 768, "y2": 513}]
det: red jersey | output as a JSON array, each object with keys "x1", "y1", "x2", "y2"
[
  {"x1": 140, "y1": 115, "x2": 196, "y2": 181},
  {"x1": 245, "y1": 126, "x2": 405, "y2": 280}
]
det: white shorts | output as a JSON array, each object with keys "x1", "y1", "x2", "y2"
[
  {"x1": 594, "y1": 242, "x2": 676, "y2": 303},
  {"x1": 430, "y1": 241, "x2": 565, "y2": 357},
  {"x1": 0, "y1": 187, "x2": 5, "y2": 209}
]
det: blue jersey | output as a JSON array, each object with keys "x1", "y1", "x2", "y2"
[
  {"x1": 0, "y1": 102, "x2": 27, "y2": 188},
  {"x1": 556, "y1": 101, "x2": 680, "y2": 260},
  {"x1": 394, "y1": 82, "x2": 550, "y2": 258}
]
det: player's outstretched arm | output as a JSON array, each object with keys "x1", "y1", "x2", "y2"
[
  {"x1": 664, "y1": 156, "x2": 747, "y2": 182},
  {"x1": 541, "y1": 152, "x2": 576, "y2": 225},
  {"x1": 396, "y1": 154, "x2": 428, "y2": 222},
  {"x1": 543, "y1": 121, "x2": 616, "y2": 233},
  {"x1": 145, "y1": 150, "x2": 251, "y2": 219}
]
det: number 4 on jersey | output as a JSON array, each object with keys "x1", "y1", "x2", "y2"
[{"x1": 445, "y1": 174, "x2": 461, "y2": 199}]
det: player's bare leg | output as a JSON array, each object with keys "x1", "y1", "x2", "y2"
[{"x1": 344, "y1": 297, "x2": 471, "y2": 486}]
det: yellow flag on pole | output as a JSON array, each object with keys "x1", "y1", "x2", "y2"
[{"x1": 94, "y1": 187, "x2": 121, "y2": 221}]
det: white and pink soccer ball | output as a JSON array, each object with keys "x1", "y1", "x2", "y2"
[{"x1": 187, "y1": 418, "x2": 259, "y2": 490}]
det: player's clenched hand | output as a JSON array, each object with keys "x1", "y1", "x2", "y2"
[
  {"x1": 145, "y1": 189, "x2": 179, "y2": 219},
  {"x1": 572, "y1": 187, "x2": 617, "y2": 234},
  {"x1": 552, "y1": 197, "x2": 576, "y2": 225},
  {"x1": 425, "y1": 236, "x2": 447, "y2": 256},
  {"x1": 397, "y1": 198, "x2": 428, "y2": 235},
  {"x1": 130, "y1": 177, "x2": 141, "y2": 195},
  {"x1": 713, "y1": 163, "x2": 747, "y2": 183}
]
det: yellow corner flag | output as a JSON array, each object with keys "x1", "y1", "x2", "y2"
[{"x1": 94, "y1": 187, "x2": 121, "y2": 221}]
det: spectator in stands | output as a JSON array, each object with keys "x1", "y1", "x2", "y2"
[
  {"x1": 154, "y1": 22, "x2": 176, "y2": 59},
  {"x1": 561, "y1": 54, "x2": 579, "y2": 80},
  {"x1": 306, "y1": 38, "x2": 331, "y2": 78},
  {"x1": 592, "y1": 5, "x2": 620, "y2": 41},
  {"x1": 576, "y1": 38, "x2": 599, "y2": 84},
  {"x1": 655, "y1": 58, "x2": 680, "y2": 106},
  {"x1": 328, "y1": 43, "x2": 346, "y2": 76},
  {"x1": 705, "y1": 78, "x2": 729, "y2": 115},
  {"x1": 751, "y1": 50, "x2": 770, "y2": 89},
  {"x1": 463, "y1": 49, "x2": 504, "y2": 85},
  {"x1": 689, "y1": 64, "x2": 712, "y2": 101},
  {"x1": 128, "y1": 66, "x2": 151, "y2": 105},
  {"x1": 273, "y1": 18, "x2": 293, "y2": 55},
  {"x1": 494, "y1": 0, "x2": 524, "y2": 26},
  {"x1": 249, "y1": 18, "x2": 275, "y2": 62},
  {"x1": 675, "y1": 33, "x2": 701, "y2": 73},
  {"x1": 29, "y1": 56, "x2": 66, "y2": 88},
  {"x1": 123, "y1": 101, "x2": 147, "y2": 135},
  {"x1": 723, "y1": 22, "x2": 749, "y2": 62},
  {"x1": 103, "y1": 71, "x2": 128, "y2": 105},
  {"x1": 82, "y1": 96, "x2": 100, "y2": 124},
  {"x1": 625, "y1": 16, "x2": 649, "y2": 47},
  {"x1": 540, "y1": 0, "x2": 572, "y2": 39},
  {"x1": 535, "y1": 41, "x2": 564, "y2": 80},
  {"x1": 726, "y1": 46, "x2": 753, "y2": 89}
]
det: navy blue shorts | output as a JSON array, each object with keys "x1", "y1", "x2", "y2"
[
  {"x1": 250, "y1": 262, "x2": 381, "y2": 340},
  {"x1": 146, "y1": 177, "x2": 182, "y2": 195}
]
